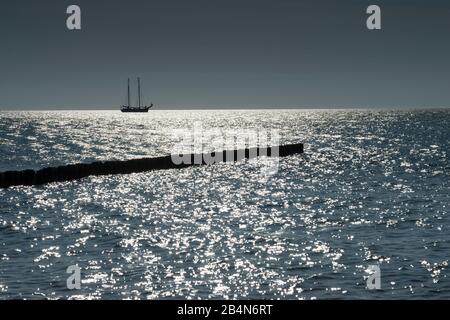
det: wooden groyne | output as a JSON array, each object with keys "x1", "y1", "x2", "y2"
[{"x1": 0, "y1": 143, "x2": 303, "y2": 188}]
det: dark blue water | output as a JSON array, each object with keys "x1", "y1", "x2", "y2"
[{"x1": 0, "y1": 109, "x2": 449, "y2": 299}]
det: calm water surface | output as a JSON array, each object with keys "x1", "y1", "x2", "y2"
[{"x1": 0, "y1": 109, "x2": 449, "y2": 299}]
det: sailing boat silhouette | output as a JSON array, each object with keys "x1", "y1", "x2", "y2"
[{"x1": 121, "y1": 77, "x2": 153, "y2": 112}]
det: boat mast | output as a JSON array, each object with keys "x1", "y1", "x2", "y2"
[
  {"x1": 138, "y1": 77, "x2": 141, "y2": 108},
  {"x1": 127, "y1": 78, "x2": 130, "y2": 107}
]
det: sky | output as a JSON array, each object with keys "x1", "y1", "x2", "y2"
[{"x1": 1, "y1": 0, "x2": 450, "y2": 110}]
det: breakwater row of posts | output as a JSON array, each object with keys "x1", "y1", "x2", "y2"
[{"x1": 0, "y1": 143, "x2": 304, "y2": 188}]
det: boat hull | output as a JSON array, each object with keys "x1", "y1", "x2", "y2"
[
  {"x1": 121, "y1": 109, "x2": 150, "y2": 113},
  {"x1": 121, "y1": 105, "x2": 152, "y2": 112}
]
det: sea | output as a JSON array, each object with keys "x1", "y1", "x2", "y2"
[{"x1": 0, "y1": 109, "x2": 449, "y2": 299}]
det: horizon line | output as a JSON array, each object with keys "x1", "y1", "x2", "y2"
[{"x1": 1, "y1": 106, "x2": 449, "y2": 111}]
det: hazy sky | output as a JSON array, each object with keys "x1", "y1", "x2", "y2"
[{"x1": 1, "y1": 0, "x2": 450, "y2": 109}]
